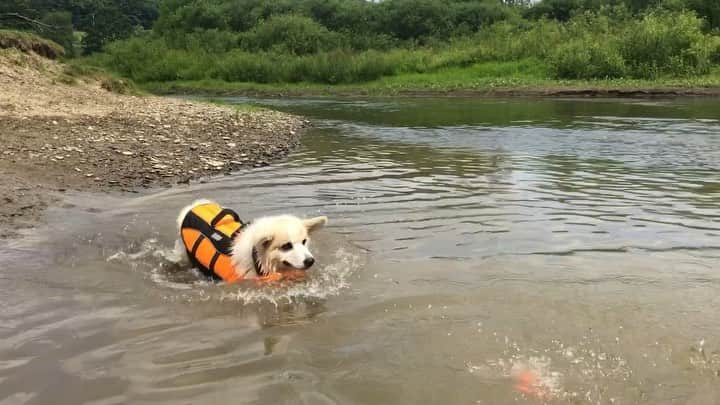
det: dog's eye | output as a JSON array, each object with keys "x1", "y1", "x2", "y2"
[
  {"x1": 302, "y1": 239, "x2": 307, "y2": 245},
  {"x1": 280, "y1": 242, "x2": 293, "y2": 251}
]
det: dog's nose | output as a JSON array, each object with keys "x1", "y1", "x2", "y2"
[{"x1": 303, "y1": 257, "x2": 315, "y2": 268}]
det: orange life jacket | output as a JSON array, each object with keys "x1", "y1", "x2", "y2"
[{"x1": 180, "y1": 202, "x2": 248, "y2": 282}]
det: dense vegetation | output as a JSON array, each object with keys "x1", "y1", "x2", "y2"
[{"x1": 3, "y1": 0, "x2": 720, "y2": 86}]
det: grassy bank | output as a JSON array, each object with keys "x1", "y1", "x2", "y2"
[
  {"x1": 0, "y1": 29, "x2": 142, "y2": 96},
  {"x1": 79, "y1": 8, "x2": 720, "y2": 97},
  {"x1": 142, "y1": 61, "x2": 720, "y2": 97}
]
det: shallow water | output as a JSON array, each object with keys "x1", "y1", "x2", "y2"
[{"x1": 2, "y1": 97, "x2": 720, "y2": 404}]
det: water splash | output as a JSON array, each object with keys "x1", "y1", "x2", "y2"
[
  {"x1": 220, "y1": 248, "x2": 361, "y2": 305},
  {"x1": 107, "y1": 239, "x2": 364, "y2": 303},
  {"x1": 469, "y1": 355, "x2": 563, "y2": 400},
  {"x1": 106, "y1": 237, "x2": 188, "y2": 265},
  {"x1": 467, "y1": 331, "x2": 634, "y2": 404},
  {"x1": 509, "y1": 356, "x2": 563, "y2": 399}
]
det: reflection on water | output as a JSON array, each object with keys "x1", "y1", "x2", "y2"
[{"x1": 1, "y1": 97, "x2": 720, "y2": 404}]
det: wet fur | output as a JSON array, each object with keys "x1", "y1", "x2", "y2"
[{"x1": 176, "y1": 199, "x2": 327, "y2": 279}]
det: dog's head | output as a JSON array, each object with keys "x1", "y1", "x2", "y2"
[{"x1": 256, "y1": 215, "x2": 328, "y2": 274}]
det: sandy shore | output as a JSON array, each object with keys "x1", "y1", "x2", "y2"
[{"x1": 0, "y1": 49, "x2": 309, "y2": 239}]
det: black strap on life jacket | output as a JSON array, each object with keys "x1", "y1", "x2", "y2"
[
  {"x1": 182, "y1": 208, "x2": 241, "y2": 280},
  {"x1": 183, "y1": 211, "x2": 267, "y2": 280},
  {"x1": 182, "y1": 209, "x2": 237, "y2": 257}
]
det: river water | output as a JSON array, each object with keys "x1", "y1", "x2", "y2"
[{"x1": 2, "y1": 97, "x2": 720, "y2": 404}]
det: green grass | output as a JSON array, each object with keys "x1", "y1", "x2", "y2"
[
  {"x1": 141, "y1": 61, "x2": 720, "y2": 96},
  {"x1": 198, "y1": 97, "x2": 265, "y2": 111},
  {"x1": 369, "y1": 59, "x2": 552, "y2": 90},
  {"x1": 60, "y1": 60, "x2": 144, "y2": 95}
]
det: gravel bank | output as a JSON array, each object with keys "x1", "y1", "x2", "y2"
[{"x1": 0, "y1": 49, "x2": 309, "y2": 239}]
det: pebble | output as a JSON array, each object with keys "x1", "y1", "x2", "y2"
[{"x1": 2, "y1": 83, "x2": 307, "y2": 195}]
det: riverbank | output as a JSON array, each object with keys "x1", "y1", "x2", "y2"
[
  {"x1": 146, "y1": 80, "x2": 720, "y2": 98},
  {"x1": 0, "y1": 49, "x2": 308, "y2": 239},
  {"x1": 143, "y1": 64, "x2": 720, "y2": 98}
]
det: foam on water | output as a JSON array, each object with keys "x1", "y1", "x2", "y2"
[{"x1": 219, "y1": 248, "x2": 362, "y2": 305}]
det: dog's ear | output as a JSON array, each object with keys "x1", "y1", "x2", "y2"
[
  {"x1": 302, "y1": 216, "x2": 328, "y2": 233},
  {"x1": 256, "y1": 235, "x2": 274, "y2": 250}
]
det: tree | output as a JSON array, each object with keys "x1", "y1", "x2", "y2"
[
  {"x1": 40, "y1": 10, "x2": 74, "y2": 54},
  {"x1": 526, "y1": 0, "x2": 585, "y2": 21},
  {"x1": 70, "y1": 0, "x2": 159, "y2": 53},
  {"x1": 381, "y1": 0, "x2": 451, "y2": 41},
  {"x1": 450, "y1": 1, "x2": 518, "y2": 33},
  {"x1": 240, "y1": 14, "x2": 337, "y2": 55},
  {"x1": 684, "y1": 0, "x2": 720, "y2": 29},
  {"x1": 0, "y1": 1, "x2": 41, "y2": 29}
]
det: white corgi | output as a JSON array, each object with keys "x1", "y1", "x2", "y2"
[{"x1": 176, "y1": 199, "x2": 327, "y2": 282}]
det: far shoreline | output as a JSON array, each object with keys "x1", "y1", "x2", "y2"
[{"x1": 143, "y1": 80, "x2": 720, "y2": 99}]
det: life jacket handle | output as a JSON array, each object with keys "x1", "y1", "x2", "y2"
[{"x1": 210, "y1": 208, "x2": 241, "y2": 227}]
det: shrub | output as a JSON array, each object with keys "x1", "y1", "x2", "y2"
[
  {"x1": 380, "y1": 0, "x2": 454, "y2": 41},
  {"x1": 449, "y1": 0, "x2": 519, "y2": 33},
  {"x1": 101, "y1": 35, "x2": 165, "y2": 80},
  {"x1": 239, "y1": 14, "x2": 340, "y2": 55},
  {"x1": 524, "y1": 0, "x2": 585, "y2": 22},
  {"x1": 620, "y1": 11, "x2": 713, "y2": 77},
  {"x1": 710, "y1": 36, "x2": 720, "y2": 64},
  {"x1": 212, "y1": 50, "x2": 280, "y2": 83},
  {"x1": 471, "y1": 20, "x2": 566, "y2": 62},
  {"x1": 39, "y1": 11, "x2": 76, "y2": 57},
  {"x1": 344, "y1": 32, "x2": 398, "y2": 51},
  {"x1": 182, "y1": 29, "x2": 239, "y2": 53},
  {"x1": 550, "y1": 39, "x2": 627, "y2": 79}
]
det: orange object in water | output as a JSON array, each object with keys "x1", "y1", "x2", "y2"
[
  {"x1": 514, "y1": 370, "x2": 549, "y2": 398},
  {"x1": 253, "y1": 269, "x2": 306, "y2": 285}
]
